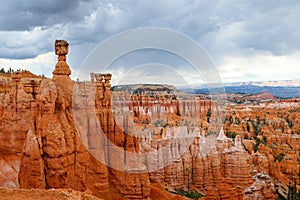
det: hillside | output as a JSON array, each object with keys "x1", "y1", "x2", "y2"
[{"x1": 186, "y1": 85, "x2": 300, "y2": 98}]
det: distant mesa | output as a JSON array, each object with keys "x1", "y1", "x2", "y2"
[
  {"x1": 111, "y1": 84, "x2": 177, "y2": 96},
  {"x1": 186, "y1": 83, "x2": 300, "y2": 98}
]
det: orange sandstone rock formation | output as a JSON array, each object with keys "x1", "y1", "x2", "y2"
[
  {"x1": 1, "y1": 39, "x2": 294, "y2": 200},
  {"x1": 18, "y1": 40, "x2": 111, "y2": 198},
  {"x1": 243, "y1": 173, "x2": 277, "y2": 200}
]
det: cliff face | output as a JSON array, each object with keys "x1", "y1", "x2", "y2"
[
  {"x1": 147, "y1": 132, "x2": 254, "y2": 199},
  {"x1": 0, "y1": 73, "x2": 283, "y2": 200},
  {"x1": 243, "y1": 173, "x2": 277, "y2": 200},
  {"x1": 0, "y1": 75, "x2": 39, "y2": 155},
  {"x1": 72, "y1": 80, "x2": 260, "y2": 200},
  {"x1": 0, "y1": 71, "x2": 284, "y2": 200},
  {"x1": 0, "y1": 72, "x2": 43, "y2": 188},
  {"x1": 18, "y1": 40, "x2": 111, "y2": 198},
  {"x1": 224, "y1": 102, "x2": 300, "y2": 199},
  {"x1": 113, "y1": 93, "x2": 222, "y2": 127},
  {"x1": 19, "y1": 77, "x2": 111, "y2": 195}
]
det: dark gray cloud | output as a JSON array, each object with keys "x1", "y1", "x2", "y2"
[
  {"x1": 0, "y1": 0, "x2": 95, "y2": 31},
  {"x1": 0, "y1": 0, "x2": 98, "y2": 59}
]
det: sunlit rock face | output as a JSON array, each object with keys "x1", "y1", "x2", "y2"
[{"x1": 243, "y1": 173, "x2": 278, "y2": 200}]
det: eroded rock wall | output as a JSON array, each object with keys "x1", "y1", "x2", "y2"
[{"x1": 0, "y1": 40, "x2": 291, "y2": 200}]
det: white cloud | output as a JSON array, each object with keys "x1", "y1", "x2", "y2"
[
  {"x1": 0, "y1": 52, "x2": 56, "y2": 77},
  {"x1": 218, "y1": 51, "x2": 300, "y2": 82},
  {"x1": 110, "y1": 63, "x2": 193, "y2": 86},
  {"x1": 0, "y1": 25, "x2": 65, "y2": 59}
]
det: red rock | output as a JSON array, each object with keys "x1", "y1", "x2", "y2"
[
  {"x1": 2, "y1": 40, "x2": 298, "y2": 200},
  {"x1": 243, "y1": 173, "x2": 278, "y2": 200}
]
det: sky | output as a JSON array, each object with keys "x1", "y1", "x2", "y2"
[{"x1": 0, "y1": 0, "x2": 300, "y2": 86}]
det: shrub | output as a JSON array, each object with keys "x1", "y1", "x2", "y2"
[
  {"x1": 263, "y1": 136, "x2": 267, "y2": 144},
  {"x1": 277, "y1": 153, "x2": 285, "y2": 162},
  {"x1": 253, "y1": 143, "x2": 259, "y2": 153},
  {"x1": 172, "y1": 188, "x2": 204, "y2": 200},
  {"x1": 226, "y1": 132, "x2": 236, "y2": 139}
]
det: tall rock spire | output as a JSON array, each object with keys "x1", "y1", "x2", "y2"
[
  {"x1": 52, "y1": 40, "x2": 71, "y2": 77},
  {"x1": 51, "y1": 40, "x2": 73, "y2": 109}
]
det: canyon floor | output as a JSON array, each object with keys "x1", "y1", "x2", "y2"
[{"x1": 0, "y1": 188, "x2": 102, "y2": 200}]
